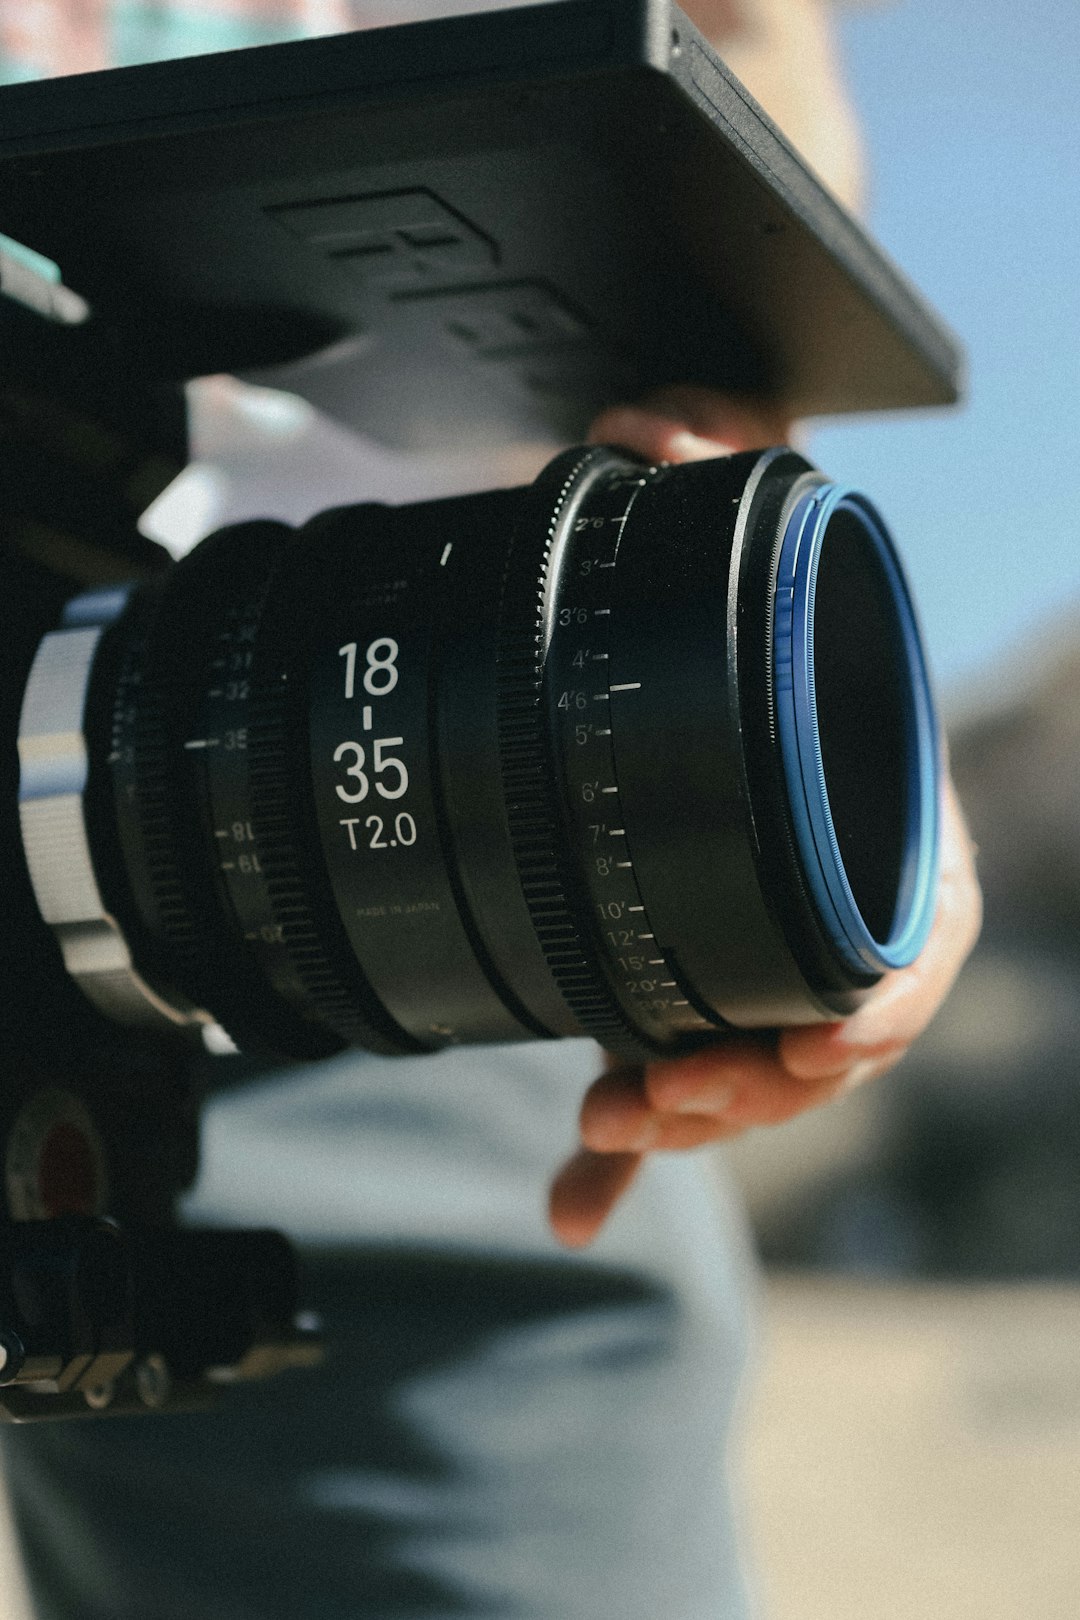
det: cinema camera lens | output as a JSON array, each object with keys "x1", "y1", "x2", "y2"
[{"x1": 17, "y1": 445, "x2": 940, "y2": 1063}]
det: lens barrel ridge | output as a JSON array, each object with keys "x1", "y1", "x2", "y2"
[
  {"x1": 277, "y1": 493, "x2": 545, "y2": 1051},
  {"x1": 494, "y1": 447, "x2": 725, "y2": 1058},
  {"x1": 21, "y1": 445, "x2": 940, "y2": 1059},
  {"x1": 493, "y1": 448, "x2": 684, "y2": 1059},
  {"x1": 221, "y1": 513, "x2": 423, "y2": 1056},
  {"x1": 85, "y1": 525, "x2": 348, "y2": 1058}
]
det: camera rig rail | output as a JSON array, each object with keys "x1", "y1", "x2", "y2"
[{"x1": 0, "y1": 1218, "x2": 320, "y2": 1422}]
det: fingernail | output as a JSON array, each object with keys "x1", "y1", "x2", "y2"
[
  {"x1": 624, "y1": 1117, "x2": 661, "y2": 1150},
  {"x1": 670, "y1": 1083, "x2": 736, "y2": 1115},
  {"x1": 665, "y1": 430, "x2": 735, "y2": 462},
  {"x1": 835, "y1": 978, "x2": 913, "y2": 1046},
  {"x1": 835, "y1": 1058, "x2": 886, "y2": 1096},
  {"x1": 786, "y1": 1032, "x2": 903, "y2": 1083},
  {"x1": 583, "y1": 1111, "x2": 658, "y2": 1153}
]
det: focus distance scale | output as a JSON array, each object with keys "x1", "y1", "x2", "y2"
[{"x1": 18, "y1": 445, "x2": 941, "y2": 1067}]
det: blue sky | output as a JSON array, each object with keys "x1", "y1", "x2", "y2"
[{"x1": 809, "y1": 0, "x2": 1080, "y2": 694}]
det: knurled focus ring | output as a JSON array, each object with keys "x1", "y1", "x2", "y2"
[{"x1": 494, "y1": 446, "x2": 657, "y2": 1061}]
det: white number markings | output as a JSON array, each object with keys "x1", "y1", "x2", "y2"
[
  {"x1": 334, "y1": 636, "x2": 413, "y2": 840},
  {"x1": 339, "y1": 636, "x2": 400, "y2": 700},
  {"x1": 333, "y1": 740, "x2": 369, "y2": 803},
  {"x1": 371, "y1": 737, "x2": 408, "y2": 799},
  {"x1": 332, "y1": 737, "x2": 409, "y2": 802},
  {"x1": 339, "y1": 813, "x2": 417, "y2": 851}
]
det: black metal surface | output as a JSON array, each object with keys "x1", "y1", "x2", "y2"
[
  {"x1": 0, "y1": 1219, "x2": 319, "y2": 1422},
  {"x1": 86, "y1": 523, "x2": 401, "y2": 1059},
  {"x1": 63, "y1": 446, "x2": 929, "y2": 1065},
  {"x1": 0, "y1": 0, "x2": 962, "y2": 452}
]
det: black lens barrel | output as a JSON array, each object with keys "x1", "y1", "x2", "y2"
[{"x1": 67, "y1": 445, "x2": 938, "y2": 1062}]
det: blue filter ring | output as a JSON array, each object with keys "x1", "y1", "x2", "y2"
[{"x1": 772, "y1": 485, "x2": 940, "y2": 975}]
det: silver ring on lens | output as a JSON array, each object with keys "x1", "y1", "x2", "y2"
[{"x1": 17, "y1": 588, "x2": 209, "y2": 1032}]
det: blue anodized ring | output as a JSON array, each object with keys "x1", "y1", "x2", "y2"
[{"x1": 772, "y1": 485, "x2": 940, "y2": 975}]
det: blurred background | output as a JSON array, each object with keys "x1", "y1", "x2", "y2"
[
  {"x1": 736, "y1": 0, "x2": 1080, "y2": 1287},
  {"x1": 3, "y1": 1, "x2": 1080, "y2": 1616},
  {"x1": 729, "y1": 4, "x2": 1080, "y2": 1615}
]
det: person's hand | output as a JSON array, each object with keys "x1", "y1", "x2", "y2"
[{"x1": 547, "y1": 390, "x2": 983, "y2": 1247}]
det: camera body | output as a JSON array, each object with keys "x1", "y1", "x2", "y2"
[{"x1": 0, "y1": 0, "x2": 960, "y2": 1418}]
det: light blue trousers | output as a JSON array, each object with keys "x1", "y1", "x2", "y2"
[{"x1": 2, "y1": 1041, "x2": 756, "y2": 1619}]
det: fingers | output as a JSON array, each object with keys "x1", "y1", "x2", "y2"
[
  {"x1": 559, "y1": 391, "x2": 983, "y2": 1253},
  {"x1": 582, "y1": 1064, "x2": 745, "y2": 1151},
  {"x1": 587, "y1": 386, "x2": 793, "y2": 464},
  {"x1": 582, "y1": 1044, "x2": 853, "y2": 1153},
  {"x1": 548, "y1": 1048, "x2": 835, "y2": 1248},
  {"x1": 778, "y1": 778, "x2": 982, "y2": 1081},
  {"x1": 548, "y1": 1147, "x2": 644, "y2": 1249},
  {"x1": 548, "y1": 779, "x2": 982, "y2": 1248},
  {"x1": 644, "y1": 1044, "x2": 849, "y2": 1126}
]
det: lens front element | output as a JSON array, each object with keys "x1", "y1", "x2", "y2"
[{"x1": 773, "y1": 485, "x2": 939, "y2": 974}]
